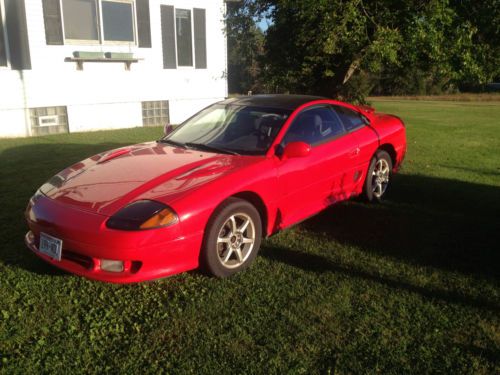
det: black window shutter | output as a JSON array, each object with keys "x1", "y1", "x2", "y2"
[
  {"x1": 5, "y1": 0, "x2": 31, "y2": 70},
  {"x1": 136, "y1": 0, "x2": 151, "y2": 48},
  {"x1": 42, "y1": 0, "x2": 63, "y2": 45},
  {"x1": 0, "y1": 4, "x2": 7, "y2": 66},
  {"x1": 160, "y1": 5, "x2": 176, "y2": 69},
  {"x1": 193, "y1": 8, "x2": 207, "y2": 69}
]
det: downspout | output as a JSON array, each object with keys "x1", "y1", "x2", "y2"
[{"x1": 19, "y1": 70, "x2": 31, "y2": 137}]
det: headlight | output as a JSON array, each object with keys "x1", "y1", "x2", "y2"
[{"x1": 106, "y1": 200, "x2": 178, "y2": 230}]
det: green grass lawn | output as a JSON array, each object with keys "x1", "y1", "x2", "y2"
[{"x1": 1, "y1": 100, "x2": 499, "y2": 374}]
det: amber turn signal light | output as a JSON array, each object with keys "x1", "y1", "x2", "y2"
[{"x1": 139, "y1": 208, "x2": 178, "y2": 229}]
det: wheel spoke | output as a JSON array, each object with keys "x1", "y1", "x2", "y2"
[
  {"x1": 242, "y1": 237, "x2": 253, "y2": 244},
  {"x1": 234, "y1": 247, "x2": 243, "y2": 263},
  {"x1": 229, "y1": 216, "x2": 237, "y2": 233},
  {"x1": 223, "y1": 248, "x2": 234, "y2": 263},
  {"x1": 217, "y1": 236, "x2": 230, "y2": 244},
  {"x1": 239, "y1": 218, "x2": 250, "y2": 233}
]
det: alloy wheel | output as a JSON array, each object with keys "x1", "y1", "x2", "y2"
[
  {"x1": 216, "y1": 213, "x2": 256, "y2": 269},
  {"x1": 372, "y1": 158, "x2": 390, "y2": 198}
]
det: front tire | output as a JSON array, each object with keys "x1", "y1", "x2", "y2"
[
  {"x1": 201, "y1": 198, "x2": 262, "y2": 277},
  {"x1": 363, "y1": 150, "x2": 392, "y2": 202}
]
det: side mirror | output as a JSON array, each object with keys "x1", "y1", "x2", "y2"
[
  {"x1": 281, "y1": 141, "x2": 311, "y2": 159},
  {"x1": 164, "y1": 123, "x2": 174, "y2": 136}
]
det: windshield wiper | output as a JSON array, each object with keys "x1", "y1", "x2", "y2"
[
  {"x1": 184, "y1": 142, "x2": 240, "y2": 155},
  {"x1": 157, "y1": 138, "x2": 187, "y2": 149}
]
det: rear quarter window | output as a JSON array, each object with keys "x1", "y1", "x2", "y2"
[{"x1": 334, "y1": 106, "x2": 366, "y2": 132}]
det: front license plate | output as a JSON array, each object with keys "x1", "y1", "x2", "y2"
[{"x1": 39, "y1": 232, "x2": 63, "y2": 261}]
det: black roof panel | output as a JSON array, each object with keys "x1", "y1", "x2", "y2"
[{"x1": 219, "y1": 94, "x2": 327, "y2": 110}]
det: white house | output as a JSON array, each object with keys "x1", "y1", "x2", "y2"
[{"x1": 0, "y1": 0, "x2": 228, "y2": 137}]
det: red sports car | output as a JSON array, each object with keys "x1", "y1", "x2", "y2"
[{"x1": 25, "y1": 95, "x2": 406, "y2": 283}]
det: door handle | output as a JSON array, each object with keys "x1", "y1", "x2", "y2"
[{"x1": 350, "y1": 147, "x2": 360, "y2": 157}]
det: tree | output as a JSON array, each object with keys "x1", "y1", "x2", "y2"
[
  {"x1": 449, "y1": 0, "x2": 500, "y2": 90},
  {"x1": 226, "y1": 0, "x2": 266, "y2": 94},
  {"x1": 226, "y1": 0, "x2": 500, "y2": 99},
  {"x1": 260, "y1": 0, "x2": 410, "y2": 99},
  {"x1": 376, "y1": 0, "x2": 500, "y2": 95}
]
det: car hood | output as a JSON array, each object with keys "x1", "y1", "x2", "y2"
[{"x1": 39, "y1": 142, "x2": 250, "y2": 216}]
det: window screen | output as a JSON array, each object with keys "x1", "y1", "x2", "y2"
[
  {"x1": 62, "y1": 0, "x2": 99, "y2": 41},
  {"x1": 42, "y1": 0, "x2": 64, "y2": 45},
  {"x1": 0, "y1": 5, "x2": 6, "y2": 66},
  {"x1": 175, "y1": 9, "x2": 193, "y2": 66},
  {"x1": 102, "y1": 1, "x2": 134, "y2": 42},
  {"x1": 334, "y1": 106, "x2": 366, "y2": 132}
]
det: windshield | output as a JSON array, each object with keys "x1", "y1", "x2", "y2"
[{"x1": 163, "y1": 104, "x2": 291, "y2": 155}]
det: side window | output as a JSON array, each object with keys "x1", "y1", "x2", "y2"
[
  {"x1": 282, "y1": 106, "x2": 345, "y2": 146},
  {"x1": 334, "y1": 106, "x2": 366, "y2": 132},
  {"x1": 175, "y1": 9, "x2": 193, "y2": 66}
]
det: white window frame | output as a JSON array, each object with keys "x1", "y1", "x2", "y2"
[
  {"x1": 60, "y1": 0, "x2": 137, "y2": 46},
  {"x1": 174, "y1": 8, "x2": 196, "y2": 69},
  {"x1": 0, "y1": 0, "x2": 10, "y2": 68}
]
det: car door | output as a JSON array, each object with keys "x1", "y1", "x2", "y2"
[
  {"x1": 274, "y1": 106, "x2": 360, "y2": 229},
  {"x1": 334, "y1": 105, "x2": 379, "y2": 194}
]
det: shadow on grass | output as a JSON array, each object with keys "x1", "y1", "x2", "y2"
[
  {"x1": 296, "y1": 174, "x2": 500, "y2": 280},
  {"x1": 0, "y1": 142, "x2": 129, "y2": 275},
  {"x1": 261, "y1": 245, "x2": 499, "y2": 313},
  {"x1": 261, "y1": 173, "x2": 499, "y2": 311}
]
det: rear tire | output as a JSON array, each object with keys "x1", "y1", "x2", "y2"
[
  {"x1": 200, "y1": 198, "x2": 262, "y2": 278},
  {"x1": 363, "y1": 150, "x2": 392, "y2": 202}
]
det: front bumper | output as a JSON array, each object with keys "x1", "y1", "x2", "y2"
[{"x1": 25, "y1": 195, "x2": 203, "y2": 283}]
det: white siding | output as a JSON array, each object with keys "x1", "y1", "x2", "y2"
[{"x1": 0, "y1": 0, "x2": 228, "y2": 137}]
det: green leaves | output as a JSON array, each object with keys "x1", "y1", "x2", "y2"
[{"x1": 227, "y1": 0, "x2": 499, "y2": 98}]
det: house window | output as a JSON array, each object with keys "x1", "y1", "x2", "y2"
[
  {"x1": 61, "y1": 0, "x2": 135, "y2": 44},
  {"x1": 30, "y1": 106, "x2": 69, "y2": 136},
  {"x1": 102, "y1": 1, "x2": 134, "y2": 42},
  {"x1": 161, "y1": 5, "x2": 206, "y2": 69},
  {"x1": 0, "y1": 1, "x2": 7, "y2": 66},
  {"x1": 62, "y1": 0, "x2": 99, "y2": 41},
  {"x1": 142, "y1": 101, "x2": 169, "y2": 127},
  {"x1": 175, "y1": 9, "x2": 193, "y2": 66}
]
